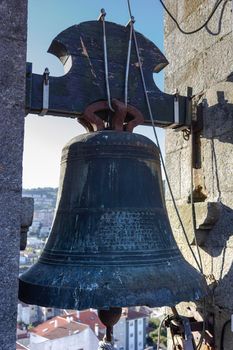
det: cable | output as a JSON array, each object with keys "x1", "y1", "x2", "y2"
[
  {"x1": 157, "y1": 315, "x2": 169, "y2": 350},
  {"x1": 220, "y1": 319, "x2": 231, "y2": 350},
  {"x1": 159, "y1": 0, "x2": 224, "y2": 35},
  {"x1": 196, "y1": 298, "x2": 206, "y2": 350},
  {"x1": 126, "y1": 1, "x2": 202, "y2": 272}
]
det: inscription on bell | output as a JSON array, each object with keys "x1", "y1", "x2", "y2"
[{"x1": 74, "y1": 209, "x2": 177, "y2": 252}]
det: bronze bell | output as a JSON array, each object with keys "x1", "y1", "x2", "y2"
[{"x1": 19, "y1": 130, "x2": 207, "y2": 309}]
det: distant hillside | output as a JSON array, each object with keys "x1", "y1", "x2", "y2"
[
  {"x1": 23, "y1": 188, "x2": 58, "y2": 210},
  {"x1": 23, "y1": 187, "x2": 57, "y2": 197}
]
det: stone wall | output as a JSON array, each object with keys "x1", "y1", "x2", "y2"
[
  {"x1": 164, "y1": 0, "x2": 233, "y2": 349},
  {"x1": 0, "y1": 1, "x2": 28, "y2": 349}
]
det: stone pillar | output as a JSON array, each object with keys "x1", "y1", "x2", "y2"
[
  {"x1": 164, "y1": 1, "x2": 233, "y2": 349},
  {"x1": 0, "y1": 1, "x2": 27, "y2": 349}
]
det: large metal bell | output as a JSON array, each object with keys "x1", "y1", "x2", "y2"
[{"x1": 19, "y1": 131, "x2": 207, "y2": 309}]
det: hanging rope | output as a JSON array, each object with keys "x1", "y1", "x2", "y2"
[
  {"x1": 99, "y1": 9, "x2": 114, "y2": 112},
  {"x1": 126, "y1": 0, "x2": 203, "y2": 273}
]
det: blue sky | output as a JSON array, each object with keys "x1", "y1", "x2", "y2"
[{"x1": 23, "y1": 0, "x2": 165, "y2": 188}]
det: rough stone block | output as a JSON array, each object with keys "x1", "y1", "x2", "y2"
[
  {"x1": 203, "y1": 82, "x2": 233, "y2": 138},
  {"x1": 0, "y1": 38, "x2": 27, "y2": 104},
  {"x1": 164, "y1": 3, "x2": 209, "y2": 72},
  {"x1": 168, "y1": 52, "x2": 205, "y2": 96},
  {"x1": 0, "y1": 0, "x2": 27, "y2": 41},
  {"x1": 20, "y1": 197, "x2": 34, "y2": 250},
  {"x1": 0, "y1": 124, "x2": 24, "y2": 191},
  {"x1": 165, "y1": 150, "x2": 181, "y2": 200},
  {"x1": 180, "y1": 146, "x2": 192, "y2": 200},
  {"x1": 202, "y1": 0, "x2": 232, "y2": 50},
  {"x1": 165, "y1": 128, "x2": 189, "y2": 154},
  {"x1": 213, "y1": 246, "x2": 233, "y2": 311},
  {"x1": 0, "y1": 291, "x2": 19, "y2": 349},
  {"x1": 164, "y1": 1, "x2": 233, "y2": 347},
  {"x1": 163, "y1": 1, "x2": 178, "y2": 37},
  {"x1": 0, "y1": 36, "x2": 26, "y2": 191},
  {"x1": 202, "y1": 136, "x2": 233, "y2": 197},
  {"x1": 176, "y1": 0, "x2": 207, "y2": 23},
  {"x1": 203, "y1": 33, "x2": 233, "y2": 87},
  {"x1": 0, "y1": 2, "x2": 27, "y2": 349},
  {"x1": 166, "y1": 201, "x2": 221, "y2": 246}
]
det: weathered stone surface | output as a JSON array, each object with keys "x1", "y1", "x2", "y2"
[
  {"x1": 0, "y1": 38, "x2": 27, "y2": 102},
  {"x1": 0, "y1": 0, "x2": 27, "y2": 41},
  {"x1": 176, "y1": 0, "x2": 207, "y2": 23},
  {"x1": 0, "y1": 37, "x2": 27, "y2": 191},
  {"x1": 204, "y1": 33, "x2": 233, "y2": 88},
  {"x1": 164, "y1": 1, "x2": 232, "y2": 70},
  {"x1": 202, "y1": 82, "x2": 233, "y2": 138},
  {"x1": 21, "y1": 197, "x2": 34, "y2": 228},
  {"x1": 165, "y1": 150, "x2": 181, "y2": 200},
  {"x1": 164, "y1": 1, "x2": 233, "y2": 348},
  {"x1": 164, "y1": 52, "x2": 205, "y2": 95},
  {"x1": 167, "y1": 201, "x2": 221, "y2": 247},
  {"x1": 203, "y1": 0, "x2": 232, "y2": 50},
  {"x1": 20, "y1": 197, "x2": 34, "y2": 250},
  {"x1": 165, "y1": 129, "x2": 189, "y2": 154},
  {"x1": 0, "y1": 1, "x2": 27, "y2": 349}
]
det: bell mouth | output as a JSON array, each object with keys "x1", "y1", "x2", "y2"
[{"x1": 19, "y1": 258, "x2": 207, "y2": 310}]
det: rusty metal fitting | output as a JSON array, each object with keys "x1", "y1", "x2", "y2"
[{"x1": 79, "y1": 99, "x2": 144, "y2": 133}]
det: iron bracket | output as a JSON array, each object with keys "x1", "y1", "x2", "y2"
[
  {"x1": 166, "y1": 315, "x2": 214, "y2": 348},
  {"x1": 39, "y1": 68, "x2": 50, "y2": 116}
]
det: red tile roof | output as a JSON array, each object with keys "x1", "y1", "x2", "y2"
[
  {"x1": 31, "y1": 316, "x2": 88, "y2": 340},
  {"x1": 122, "y1": 308, "x2": 148, "y2": 320},
  {"x1": 62, "y1": 309, "x2": 105, "y2": 333}
]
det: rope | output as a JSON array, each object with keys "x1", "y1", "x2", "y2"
[
  {"x1": 126, "y1": 0, "x2": 203, "y2": 272},
  {"x1": 124, "y1": 18, "x2": 134, "y2": 106},
  {"x1": 100, "y1": 9, "x2": 114, "y2": 112},
  {"x1": 159, "y1": 0, "x2": 224, "y2": 35}
]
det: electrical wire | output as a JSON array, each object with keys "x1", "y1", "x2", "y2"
[
  {"x1": 126, "y1": 1, "x2": 203, "y2": 273},
  {"x1": 158, "y1": 0, "x2": 224, "y2": 35}
]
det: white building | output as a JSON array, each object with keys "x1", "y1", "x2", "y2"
[
  {"x1": 114, "y1": 308, "x2": 148, "y2": 350},
  {"x1": 17, "y1": 302, "x2": 60, "y2": 325},
  {"x1": 29, "y1": 316, "x2": 99, "y2": 350},
  {"x1": 17, "y1": 303, "x2": 38, "y2": 325}
]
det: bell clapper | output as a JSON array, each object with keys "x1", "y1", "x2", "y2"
[{"x1": 98, "y1": 307, "x2": 122, "y2": 349}]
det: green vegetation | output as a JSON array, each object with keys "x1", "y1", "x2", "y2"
[{"x1": 147, "y1": 318, "x2": 167, "y2": 348}]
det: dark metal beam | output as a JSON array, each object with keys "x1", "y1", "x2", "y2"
[{"x1": 26, "y1": 20, "x2": 189, "y2": 128}]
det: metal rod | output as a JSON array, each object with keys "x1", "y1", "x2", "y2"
[
  {"x1": 124, "y1": 17, "x2": 134, "y2": 106},
  {"x1": 99, "y1": 9, "x2": 114, "y2": 112}
]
